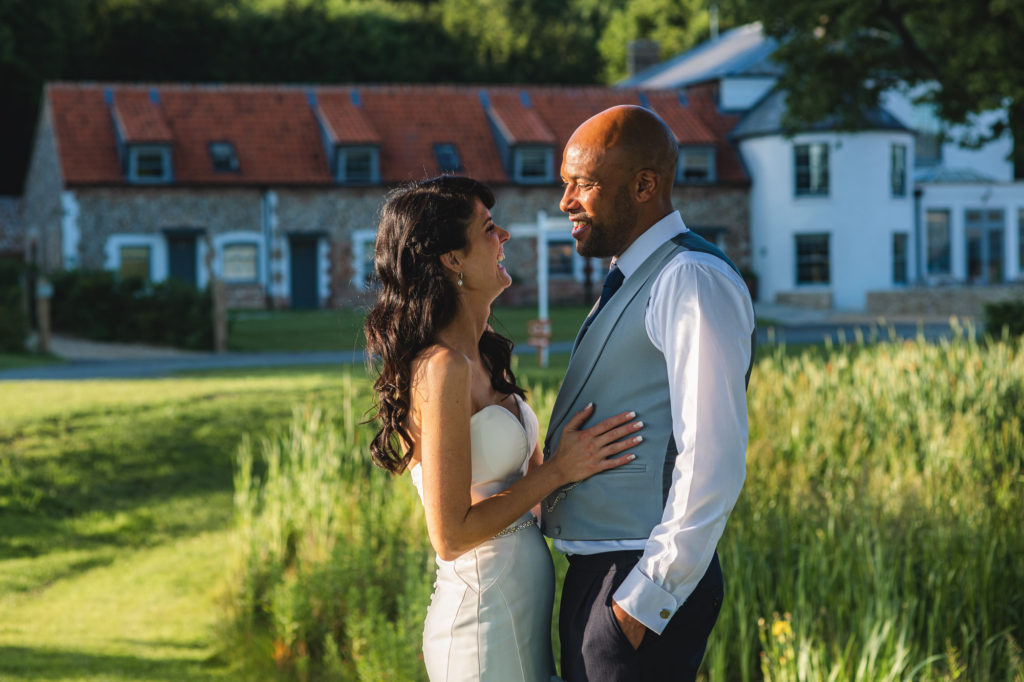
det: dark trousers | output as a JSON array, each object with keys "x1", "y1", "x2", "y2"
[{"x1": 559, "y1": 551, "x2": 723, "y2": 682}]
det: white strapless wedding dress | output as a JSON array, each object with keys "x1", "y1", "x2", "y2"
[{"x1": 410, "y1": 395, "x2": 558, "y2": 681}]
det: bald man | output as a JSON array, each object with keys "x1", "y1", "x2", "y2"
[{"x1": 540, "y1": 106, "x2": 755, "y2": 681}]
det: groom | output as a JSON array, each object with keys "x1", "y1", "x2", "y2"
[{"x1": 540, "y1": 105, "x2": 755, "y2": 681}]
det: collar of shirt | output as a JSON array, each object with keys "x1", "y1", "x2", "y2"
[{"x1": 613, "y1": 211, "x2": 688, "y2": 280}]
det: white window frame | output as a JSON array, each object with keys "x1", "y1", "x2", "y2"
[
  {"x1": 104, "y1": 233, "x2": 168, "y2": 282},
  {"x1": 676, "y1": 147, "x2": 716, "y2": 184},
  {"x1": 925, "y1": 208, "x2": 952, "y2": 277},
  {"x1": 891, "y1": 143, "x2": 907, "y2": 197},
  {"x1": 127, "y1": 144, "x2": 172, "y2": 184},
  {"x1": 794, "y1": 232, "x2": 831, "y2": 286},
  {"x1": 794, "y1": 142, "x2": 829, "y2": 197},
  {"x1": 336, "y1": 146, "x2": 379, "y2": 184},
  {"x1": 351, "y1": 229, "x2": 378, "y2": 290},
  {"x1": 513, "y1": 146, "x2": 554, "y2": 184},
  {"x1": 213, "y1": 232, "x2": 265, "y2": 285}
]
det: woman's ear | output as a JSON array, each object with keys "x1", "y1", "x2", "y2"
[{"x1": 440, "y1": 251, "x2": 461, "y2": 275}]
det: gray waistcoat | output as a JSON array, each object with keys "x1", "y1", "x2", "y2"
[{"x1": 540, "y1": 232, "x2": 742, "y2": 541}]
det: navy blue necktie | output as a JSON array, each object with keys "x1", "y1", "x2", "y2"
[{"x1": 577, "y1": 265, "x2": 624, "y2": 346}]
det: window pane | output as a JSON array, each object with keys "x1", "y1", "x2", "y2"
[
  {"x1": 1019, "y1": 209, "x2": 1024, "y2": 270},
  {"x1": 926, "y1": 210, "x2": 951, "y2": 274},
  {"x1": 518, "y1": 148, "x2": 550, "y2": 179},
  {"x1": 891, "y1": 144, "x2": 907, "y2": 196},
  {"x1": 680, "y1": 149, "x2": 712, "y2": 182},
  {"x1": 965, "y1": 208, "x2": 1005, "y2": 284},
  {"x1": 795, "y1": 234, "x2": 830, "y2": 284},
  {"x1": 210, "y1": 142, "x2": 239, "y2": 172},
  {"x1": 345, "y1": 150, "x2": 373, "y2": 182},
  {"x1": 120, "y1": 246, "x2": 151, "y2": 281},
  {"x1": 892, "y1": 233, "x2": 908, "y2": 284},
  {"x1": 548, "y1": 240, "x2": 574, "y2": 277},
  {"x1": 795, "y1": 144, "x2": 828, "y2": 195},
  {"x1": 222, "y1": 243, "x2": 258, "y2": 282},
  {"x1": 136, "y1": 152, "x2": 167, "y2": 178}
]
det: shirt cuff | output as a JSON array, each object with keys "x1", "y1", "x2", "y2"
[{"x1": 612, "y1": 565, "x2": 678, "y2": 635}]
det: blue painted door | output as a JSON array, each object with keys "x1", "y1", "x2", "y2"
[{"x1": 289, "y1": 236, "x2": 319, "y2": 309}]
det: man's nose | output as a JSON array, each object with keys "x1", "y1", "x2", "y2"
[{"x1": 559, "y1": 186, "x2": 576, "y2": 214}]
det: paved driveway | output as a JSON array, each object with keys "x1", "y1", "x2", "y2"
[{"x1": 0, "y1": 311, "x2": 975, "y2": 381}]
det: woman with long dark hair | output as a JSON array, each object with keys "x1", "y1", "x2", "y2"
[{"x1": 365, "y1": 176, "x2": 643, "y2": 681}]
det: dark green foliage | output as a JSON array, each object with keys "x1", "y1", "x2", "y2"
[
  {"x1": 746, "y1": 0, "x2": 1024, "y2": 170},
  {"x1": 50, "y1": 269, "x2": 213, "y2": 349},
  {"x1": 0, "y1": 258, "x2": 29, "y2": 352},
  {"x1": 984, "y1": 295, "x2": 1024, "y2": 337}
]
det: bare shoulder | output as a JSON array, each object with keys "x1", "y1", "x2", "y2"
[{"x1": 410, "y1": 344, "x2": 472, "y2": 402}]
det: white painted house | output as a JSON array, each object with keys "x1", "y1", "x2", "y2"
[{"x1": 624, "y1": 22, "x2": 1024, "y2": 313}]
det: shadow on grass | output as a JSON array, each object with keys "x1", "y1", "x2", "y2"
[{"x1": 0, "y1": 645, "x2": 228, "y2": 681}]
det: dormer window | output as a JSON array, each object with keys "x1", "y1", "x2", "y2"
[
  {"x1": 434, "y1": 143, "x2": 462, "y2": 173},
  {"x1": 336, "y1": 146, "x2": 379, "y2": 184},
  {"x1": 677, "y1": 147, "x2": 716, "y2": 183},
  {"x1": 128, "y1": 145, "x2": 172, "y2": 184},
  {"x1": 514, "y1": 146, "x2": 553, "y2": 184},
  {"x1": 209, "y1": 142, "x2": 239, "y2": 172}
]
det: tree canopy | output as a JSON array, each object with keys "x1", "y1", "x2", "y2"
[{"x1": 747, "y1": 0, "x2": 1024, "y2": 172}]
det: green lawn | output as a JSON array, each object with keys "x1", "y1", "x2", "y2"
[
  {"x1": 0, "y1": 352, "x2": 63, "y2": 371},
  {"x1": 0, "y1": 367, "x2": 358, "y2": 681},
  {"x1": 227, "y1": 305, "x2": 592, "y2": 352}
]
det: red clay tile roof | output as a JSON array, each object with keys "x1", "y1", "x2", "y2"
[
  {"x1": 112, "y1": 90, "x2": 173, "y2": 142},
  {"x1": 45, "y1": 82, "x2": 748, "y2": 187},
  {"x1": 314, "y1": 90, "x2": 381, "y2": 144},
  {"x1": 485, "y1": 90, "x2": 558, "y2": 145}
]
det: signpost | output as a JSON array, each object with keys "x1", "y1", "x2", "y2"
[{"x1": 529, "y1": 211, "x2": 550, "y2": 367}]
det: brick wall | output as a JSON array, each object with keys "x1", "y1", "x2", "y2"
[{"x1": 866, "y1": 285, "x2": 1024, "y2": 316}]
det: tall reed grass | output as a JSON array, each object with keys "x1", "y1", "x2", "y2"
[{"x1": 224, "y1": 331, "x2": 1023, "y2": 681}]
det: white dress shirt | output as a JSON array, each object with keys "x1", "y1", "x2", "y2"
[{"x1": 553, "y1": 210, "x2": 754, "y2": 634}]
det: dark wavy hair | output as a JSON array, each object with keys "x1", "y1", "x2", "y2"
[{"x1": 364, "y1": 176, "x2": 527, "y2": 474}]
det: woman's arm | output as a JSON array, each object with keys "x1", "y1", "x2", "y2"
[{"x1": 413, "y1": 347, "x2": 642, "y2": 561}]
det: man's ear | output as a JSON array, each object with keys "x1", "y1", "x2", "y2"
[{"x1": 634, "y1": 169, "x2": 659, "y2": 203}]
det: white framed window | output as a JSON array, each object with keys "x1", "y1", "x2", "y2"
[
  {"x1": 212, "y1": 232, "x2": 264, "y2": 286},
  {"x1": 926, "y1": 209, "x2": 951, "y2": 275},
  {"x1": 677, "y1": 147, "x2": 716, "y2": 183},
  {"x1": 128, "y1": 145, "x2": 172, "y2": 184},
  {"x1": 891, "y1": 144, "x2": 907, "y2": 197},
  {"x1": 120, "y1": 245, "x2": 151, "y2": 282},
  {"x1": 514, "y1": 146, "x2": 554, "y2": 184},
  {"x1": 105, "y1": 234, "x2": 167, "y2": 282},
  {"x1": 222, "y1": 243, "x2": 259, "y2": 283},
  {"x1": 336, "y1": 146, "x2": 379, "y2": 184},
  {"x1": 795, "y1": 233, "x2": 830, "y2": 285},
  {"x1": 794, "y1": 143, "x2": 829, "y2": 196},
  {"x1": 351, "y1": 229, "x2": 378, "y2": 290},
  {"x1": 892, "y1": 232, "x2": 909, "y2": 284}
]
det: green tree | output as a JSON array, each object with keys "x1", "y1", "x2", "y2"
[
  {"x1": 746, "y1": 0, "x2": 1024, "y2": 174},
  {"x1": 598, "y1": 0, "x2": 711, "y2": 84}
]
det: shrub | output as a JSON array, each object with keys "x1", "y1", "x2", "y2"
[
  {"x1": 984, "y1": 295, "x2": 1024, "y2": 337},
  {"x1": 49, "y1": 270, "x2": 213, "y2": 349},
  {"x1": 0, "y1": 258, "x2": 29, "y2": 352},
  {"x1": 224, "y1": 383, "x2": 433, "y2": 681}
]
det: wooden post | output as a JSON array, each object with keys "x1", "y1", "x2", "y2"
[{"x1": 204, "y1": 234, "x2": 228, "y2": 353}]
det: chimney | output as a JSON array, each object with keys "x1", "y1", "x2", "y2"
[{"x1": 627, "y1": 40, "x2": 661, "y2": 77}]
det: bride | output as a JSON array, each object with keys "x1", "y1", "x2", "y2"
[{"x1": 364, "y1": 176, "x2": 644, "y2": 681}]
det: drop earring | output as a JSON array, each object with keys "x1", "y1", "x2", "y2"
[{"x1": 457, "y1": 272, "x2": 463, "y2": 287}]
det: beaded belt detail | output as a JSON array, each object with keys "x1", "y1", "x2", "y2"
[{"x1": 494, "y1": 517, "x2": 536, "y2": 537}]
